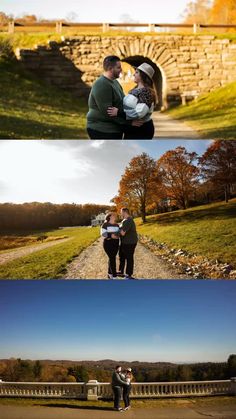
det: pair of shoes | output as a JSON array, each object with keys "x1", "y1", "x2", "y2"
[
  {"x1": 108, "y1": 274, "x2": 118, "y2": 279},
  {"x1": 117, "y1": 272, "x2": 125, "y2": 278},
  {"x1": 125, "y1": 274, "x2": 136, "y2": 280},
  {"x1": 115, "y1": 408, "x2": 124, "y2": 412}
]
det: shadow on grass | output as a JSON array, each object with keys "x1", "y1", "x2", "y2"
[
  {"x1": 38, "y1": 403, "x2": 113, "y2": 411},
  {"x1": 144, "y1": 202, "x2": 236, "y2": 227},
  {"x1": 0, "y1": 115, "x2": 87, "y2": 139}
]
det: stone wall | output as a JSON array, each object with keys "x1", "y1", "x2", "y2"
[{"x1": 17, "y1": 35, "x2": 236, "y2": 107}]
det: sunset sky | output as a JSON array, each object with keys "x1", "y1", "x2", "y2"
[
  {"x1": 1, "y1": 280, "x2": 235, "y2": 362},
  {"x1": 0, "y1": 140, "x2": 211, "y2": 205},
  {"x1": 1, "y1": 0, "x2": 190, "y2": 23}
]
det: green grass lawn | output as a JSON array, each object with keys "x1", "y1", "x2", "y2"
[
  {"x1": 0, "y1": 227, "x2": 99, "y2": 279},
  {"x1": 168, "y1": 81, "x2": 236, "y2": 139},
  {"x1": 0, "y1": 396, "x2": 235, "y2": 409},
  {"x1": 136, "y1": 199, "x2": 236, "y2": 267},
  {"x1": 0, "y1": 56, "x2": 88, "y2": 139}
]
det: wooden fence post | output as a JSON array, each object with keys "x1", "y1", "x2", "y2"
[
  {"x1": 102, "y1": 23, "x2": 109, "y2": 33},
  {"x1": 8, "y1": 20, "x2": 15, "y2": 34},
  {"x1": 56, "y1": 21, "x2": 63, "y2": 34}
]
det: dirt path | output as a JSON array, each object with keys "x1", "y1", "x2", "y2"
[
  {"x1": 1, "y1": 404, "x2": 236, "y2": 419},
  {"x1": 0, "y1": 238, "x2": 70, "y2": 266},
  {"x1": 64, "y1": 238, "x2": 188, "y2": 279},
  {"x1": 153, "y1": 111, "x2": 199, "y2": 139}
]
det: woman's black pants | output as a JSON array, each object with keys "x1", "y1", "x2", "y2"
[
  {"x1": 123, "y1": 385, "x2": 131, "y2": 408},
  {"x1": 123, "y1": 119, "x2": 154, "y2": 139},
  {"x1": 103, "y1": 239, "x2": 119, "y2": 277}
]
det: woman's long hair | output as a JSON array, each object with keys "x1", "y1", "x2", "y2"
[{"x1": 138, "y1": 69, "x2": 157, "y2": 106}]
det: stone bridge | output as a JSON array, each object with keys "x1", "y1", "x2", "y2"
[{"x1": 17, "y1": 35, "x2": 236, "y2": 109}]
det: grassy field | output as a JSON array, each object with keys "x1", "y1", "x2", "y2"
[
  {"x1": 0, "y1": 227, "x2": 99, "y2": 279},
  {"x1": 0, "y1": 396, "x2": 235, "y2": 409},
  {"x1": 0, "y1": 233, "x2": 68, "y2": 252},
  {"x1": 1, "y1": 31, "x2": 236, "y2": 48},
  {"x1": 136, "y1": 199, "x2": 236, "y2": 267},
  {"x1": 0, "y1": 51, "x2": 88, "y2": 139},
  {"x1": 168, "y1": 81, "x2": 236, "y2": 139}
]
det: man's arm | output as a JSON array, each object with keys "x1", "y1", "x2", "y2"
[
  {"x1": 115, "y1": 372, "x2": 128, "y2": 386},
  {"x1": 94, "y1": 82, "x2": 125, "y2": 125},
  {"x1": 120, "y1": 218, "x2": 131, "y2": 236}
]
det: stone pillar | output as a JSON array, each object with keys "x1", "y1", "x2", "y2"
[
  {"x1": 8, "y1": 20, "x2": 15, "y2": 34},
  {"x1": 86, "y1": 380, "x2": 98, "y2": 401},
  {"x1": 230, "y1": 378, "x2": 236, "y2": 395}
]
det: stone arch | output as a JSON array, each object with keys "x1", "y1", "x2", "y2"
[
  {"x1": 121, "y1": 55, "x2": 165, "y2": 110},
  {"x1": 107, "y1": 39, "x2": 176, "y2": 110}
]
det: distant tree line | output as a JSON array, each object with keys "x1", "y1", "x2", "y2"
[
  {"x1": 112, "y1": 141, "x2": 236, "y2": 222},
  {"x1": 0, "y1": 355, "x2": 235, "y2": 383},
  {"x1": 0, "y1": 203, "x2": 111, "y2": 232}
]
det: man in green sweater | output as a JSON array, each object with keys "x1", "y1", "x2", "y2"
[{"x1": 87, "y1": 55, "x2": 141, "y2": 139}]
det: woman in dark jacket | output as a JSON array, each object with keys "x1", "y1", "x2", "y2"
[{"x1": 101, "y1": 212, "x2": 120, "y2": 279}]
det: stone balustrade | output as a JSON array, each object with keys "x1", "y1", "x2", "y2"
[{"x1": 0, "y1": 379, "x2": 235, "y2": 401}]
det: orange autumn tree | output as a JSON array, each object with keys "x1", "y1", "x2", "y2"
[
  {"x1": 114, "y1": 153, "x2": 160, "y2": 223},
  {"x1": 199, "y1": 140, "x2": 236, "y2": 203},
  {"x1": 157, "y1": 147, "x2": 200, "y2": 210},
  {"x1": 210, "y1": 0, "x2": 236, "y2": 24}
]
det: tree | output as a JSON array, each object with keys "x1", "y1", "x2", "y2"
[
  {"x1": 210, "y1": 0, "x2": 236, "y2": 25},
  {"x1": 199, "y1": 140, "x2": 236, "y2": 203},
  {"x1": 176, "y1": 365, "x2": 193, "y2": 381},
  {"x1": 115, "y1": 153, "x2": 160, "y2": 223},
  {"x1": 33, "y1": 361, "x2": 42, "y2": 380},
  {"x1": 67, "y1": 365, "x2": 89, "y2": 382},
  {"x1": 157, "y1": 147, "x2": 199, "y2": 209},
  {"x1": 227, "y1": 354, "x2": 236, "y2": 377},
  {"x1": 0, "y1": 12, "x2": 11, "y2": 25},
  {"x1": 181, "y1": 0, "x2": 212, "y2": 24}
]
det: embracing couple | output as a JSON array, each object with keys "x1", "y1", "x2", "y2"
[
  {"x1": 87, "y1": 55, "x2": 157, "y2": 139},
  {"x1": 101, "y1": 208, "x2": 138, "y2": 280},
  {"x1": 112, "y1": 365, "x2": 133, "y2": 412}
]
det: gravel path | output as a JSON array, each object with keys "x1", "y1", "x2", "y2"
[
  {"x1": 64, "y1": 238, "x2": 188, "y2": 280},
  {"x1": 0, "y1": 238, "x2": 70, "y2": 266},
  {"x1": 153, "y1": 111, "x2": 199, "y2": 139}
]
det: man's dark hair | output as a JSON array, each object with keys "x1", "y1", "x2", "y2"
[
  {"x1": 121, "y1": 208, "x2": 130, "y2": 214},
  {"x1": 115, "y1": 365, "x2": 121, "y2": 370},
  {"x1": 103, "y1": 55, "x2": 120, "y2": 71}
]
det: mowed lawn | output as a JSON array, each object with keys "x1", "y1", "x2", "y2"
[
  {"x1": 168, "y1": 81, "x2": 236, "y2": 139},
  {"x1": 0, "y1": 227, "x2": 99, "y2": 279},
  {"x1": 136, "y1": 199, "x2": 236, "y2": 267},
  {"x1": 0, "y1": 55, "x2": 88, "y2": 139}
]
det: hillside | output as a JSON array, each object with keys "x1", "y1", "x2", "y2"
[
  {"x1": 168, "y1": 81, "x2": 236, "y2": 139},
  {"x1": 0, "y1": 55, "x2": 88, "y2": 139},
  {"x1": 136, "y1": 199, "x2": 236, "y2": 268}
]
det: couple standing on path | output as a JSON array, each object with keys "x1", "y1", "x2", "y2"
[
  {"x1": 101, "y1": 208, "x2": 138, "y2": 280},
  {"x1": 112, "y1": 365, "x2": 133, "y2": 412},
  {"x1": 87, "y1": 55, "x2": 157, "y2": 139}
]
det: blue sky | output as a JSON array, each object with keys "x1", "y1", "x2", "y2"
[
  {"x1": 0, "y1": 140, "x2": 211, "y2": 205},
  {"x1": 1, "y1": 0, "x2": 190, "y2": 23},
  {"x1": 0, "y1": 280, "x2": 235, "y2": 363}
]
